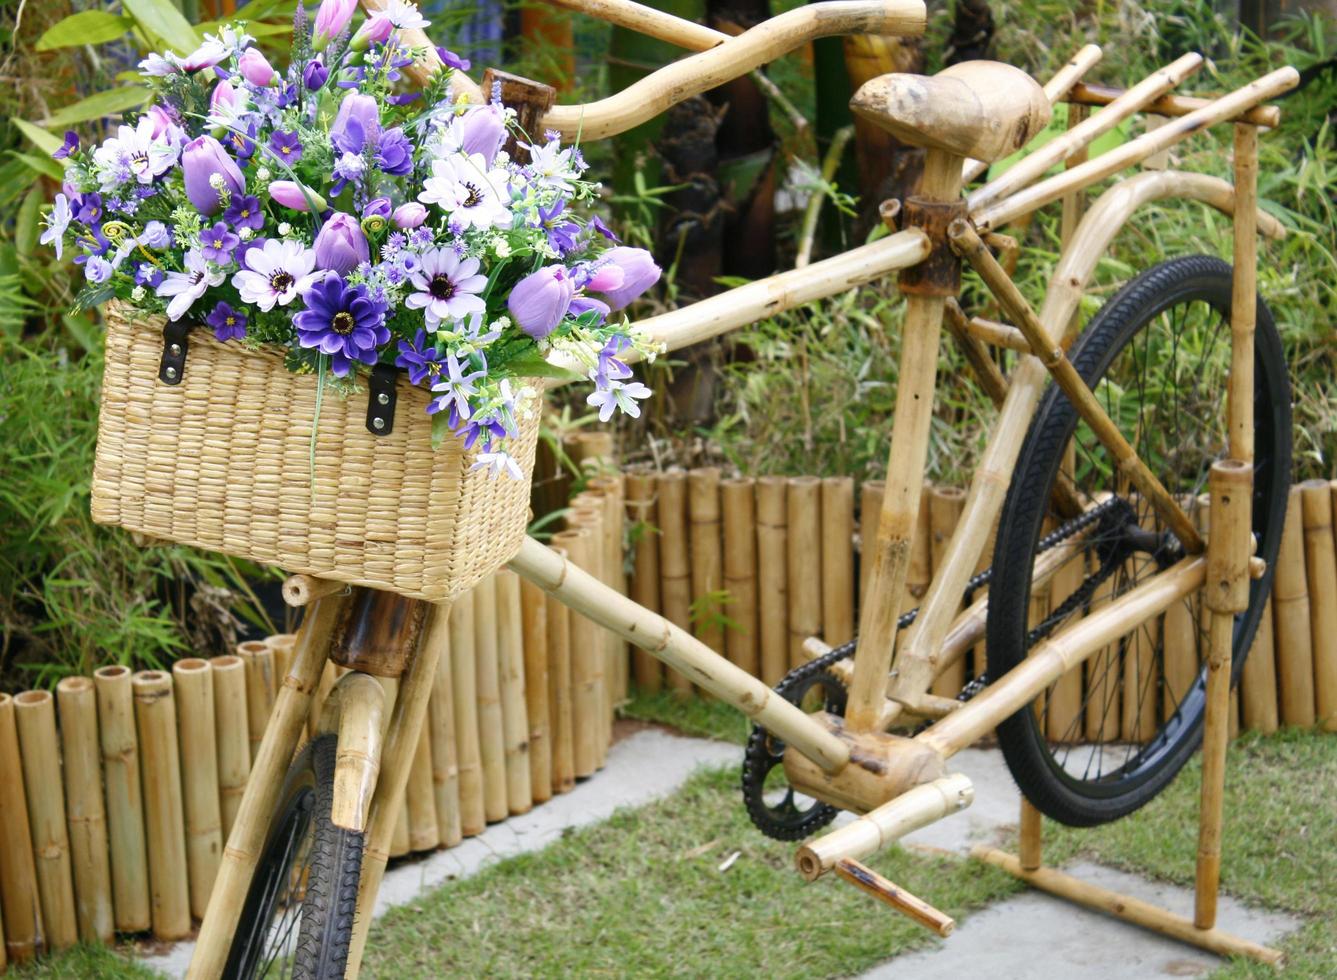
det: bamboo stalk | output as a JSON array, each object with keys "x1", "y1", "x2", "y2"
[
  {"x1": 511, "y1": 537, "x2": 850, "y2": 772},
  {"x1": 626, "y1": 472, "x2": 663, "y2": 691},
  {"x1": 656, "y1": 471, "x2": 695, "y2": 695},
  {"x1": 722, "y1": 478, "x2": 760, "y2": 677},
  {"x1": 0, "y1": 692, "x2": 40, "y2": 963},
  {"x1": 55, "y1": 678, "x2": 114, "y2": 943},
  {"x1": 1066, "y1": 81, "x2": 1282, "y2": 130},
  {"x1": 309, "y1": 660, "x2": 340, "y2": 739},
  {"x1": 405, "y1": 712, "x2": 439, "y2": 852},
  {"x1": 130, "y1": 673, "x2": 190, "y2": 940},
  {"x1": 521, "y1": 577, "x2": 552, "y2": 805},
  {"x1": 266, "y1": 634, "x2": 298, "y2": 692},
  {"x1": 318, "y1": 673, "x2": 385, "y2": 833},
  {"x1": 1121, "y1": 557, "x2": 1162, "y2": 742},
  {"x1": 383, "y1": 677, "x2": 409, "y2": 859},
  {"x1": 188, "y1": 594, "x2": 346, "y2": 979},
  {"x1": 1300, "y1": 479, "x2": 1337, "y2": 731},
  {"x1": 568, "y1": 499, "x2": 613, "y2": 740},
  {"x1": 821, "y1": 477, "x2": 855, "y2": 647},
  {"x1": 689, "y1": 468, "x2": 726, "y2": 674},
  {"x1": 927, "y1": 486, "x2": 966, "y2": 698},
  {"x1": 496, "y1": 570, "x2": 534, "y2": 814},
  {"x1": 171, "y1": 660, "x2": 222, "y2": 920},
  {"x1": 973, "y1": 68, "x2": 1301, "y2": 232},
  {"x1": 1018, "y1": 798, "x2": 1043, "y2": 871},
  {"x1": 237, "y1": 640, "x2": 276, "y2": 762},
  {"x1": 1229, "y1": 123, "x2": 1259, "y2": 463},
  {"x1": 1240, "y1": 599, "x2": 1279, "y2": 734},
  {"x1": 449, "y1": 590, "x2": 485, "y2": 837},
  {"x1": 544, "y1": 0, "x2": 725, "y2": 52},
  {"x1": 91, "y1": 665, "x2": 150, "y2": 935},
  {"x1": 472, "y1": 575, "x2": 508, "y2": 822},
  {"x1": 589, "y1": 475, "x2": 629, "y2": 711},
  {"x1": 787, "y1": 476, "x2": 824, "y2": 670},
  {"x1": 973, "y1": 847, "x2": 1283, "y2": 965},
  {"x1": 859, "y1": 480, "x2": 885, "y2": 612},
  {"x1": 1272, "y1": 486, "x2": 1316, "y2": 726},
  {"x1": 546, "y1": 549, "x2": 576, "y2": 795},
  {"x1": 554, "y1": 528, "x2": 603, "y2": 776},
  {"x1": 207, "y1": 655, "x2": 250, "y2": 842},
  {"x1": 281, "y1": 573, "x2": 347, "y2": 607},
  {"x1": 427, "y1": 611, "x2": 462, "y2": 847},
  {"x1": 968, "y1": 53, "x2": 1204, "y2": 212},
  {"x1": 834, "y1": 857, "x2": 956, "y2": 937},
  {"x1": 15, "y1": 690, "x2": 78, "y2": 950},
  {"x1": 757, "y1": 476, "x2": 790, "y2": 687}
]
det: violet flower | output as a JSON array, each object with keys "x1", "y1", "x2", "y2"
[
  {"x1": 392, "y1": 202, "x2": 427, "y2": 229},
  {"x1": 590, "y1": 246, "x2": 661, "y2": 310},
  {"x1": 181, "y1": 135, "x2": 244, "y2": 216},
  {"x1": 427, "y1": 352, "x2": 484, "y2": 419},
  {"x1": 435, "y1": 47, "x2": 471, "y2": 72},
  {"x1": 363, "y1": 197, "x2": 392, "y2": 220},
  {"x1": 206, "y1": 300, "x2": 248, "y2": 341},
  {"x1": 508, "y1": 265, "x2": 573, "y2": 339},
  {"x1": 39, "y1": 193, "x2": 71, "y2": 259},
  {"x1": 53, "y1": 131, "x2": 78, "y2": 160},
  {"x1": 396, "y1": 330, "x2": 445, "y2": 385},
  {"x1": 293, "y1": 275, "x2": 391, "y2": 377},
  {"x1": 312, "y1": 0, "x2": 357, "y2": 50},
  {"x1": 199, "y1": 221, "x2": 240, "y2": 263},
  {"x1": 587, "y1": 377, "x2": 652, "y2": 422},
  {"x1": 268, "y1": 180, "x2": 326, "y2": 212},
  {"x1": 268, "y1": 130, "x2": 303, "y2": 166},
  {"x1": 303, "y1": 57, "x2": 329, "y2": 91},
  {"x1": 330, "y1": 92, "x2": 380, "y2": 154},
  {"x1": 374, "y1": 127, "x2": 413, "y2": 176},
  {"x1": 224, "y1": 194, "x2": 264, "y2": 231},
  {"x1": 313, "y1": 212, "x2": 370, "y2": 274},
  {"x1": 238, "y1": 48, "x2": 276, "y2": 86},
  {"x1": 448, "y1": 104, "x2": 507, "y2": 165}
]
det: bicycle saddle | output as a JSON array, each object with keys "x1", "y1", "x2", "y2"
[{"x1": 850, "y1": 60, "x2": 1051, "y2": 164}]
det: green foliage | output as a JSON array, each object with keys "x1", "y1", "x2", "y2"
[{"x1": 35, "y1": 11, "x2": 136, "y2": 52}]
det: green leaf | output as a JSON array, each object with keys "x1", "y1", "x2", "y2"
[
  {"x1": 502, "y1": 350, "x2": 583, "y2": 381},
  {"x1": 122, "y1": 0, "x2": 201, "y2": 55},
  {"x1": 196, "y1": 18, "x2": 292, "y2": 37},
  {"x1": 10, "y1": 118, "x2": 63, "y2": 156},
  {"x1": 15, "y1": 188, "x2": 42, "y2": 256},
  {"x1": 36, "y1": 11, "x2": 135, "y2": 50},
  {"x1": 44, "y1": 87, "x2": 148, "y2": 129},
  {"x1": 5, "y1": 150, "x2": 63, "y2": 183}
]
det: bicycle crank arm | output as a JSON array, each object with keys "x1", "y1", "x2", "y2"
[{"x1": 834, "y1": 858, "x2": 956, "y2": 937}]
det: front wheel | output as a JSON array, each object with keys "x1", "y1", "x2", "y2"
[
  {"x1": 987, "y1": 256, "x2": 1291, "y2": 827},
  {"x1": 225, "y1": 734, "x2": 364, "y2": 979}
]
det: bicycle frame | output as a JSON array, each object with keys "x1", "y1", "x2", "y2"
[{"x1": 187, "y1": 2, "x2": 1297, "y2": 974}]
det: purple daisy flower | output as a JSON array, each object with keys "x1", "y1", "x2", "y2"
[
  {"x1": 396, "y1": 330, "x2": 446, "y2": 386},
  {"x1": 293, "y1": 275, "x2": 391, "y2": 377},
  {"x1": 224, "y1": 194, "x2": 264, "y2": 231},
  {"x1": 199, "y1": 221, "x2": 240, "y2": 263},
  {"x1": 268, "y1": 130, "x2": 303, "y2": 166},
  {"x1": 205, "y1": 301, "x2": 248, "y2": 341}
]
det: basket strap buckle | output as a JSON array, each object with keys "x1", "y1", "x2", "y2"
[
  {"x1": 158, "y1": 321, "x2": 192, "y2": 385},
  {"x1": 366, "y1": 364, "x2": 398, "y2": 436}
]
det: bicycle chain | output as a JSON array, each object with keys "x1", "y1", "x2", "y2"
[{"x1": 741, "y1": 493, "x2": 1136, "y2": 841}]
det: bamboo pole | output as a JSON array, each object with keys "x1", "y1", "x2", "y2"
[
  {"x1": 1018, "y1": 798, "x2": 1043, "y2": 871},
  {"x1": 15, "y1": 690, "x2": 78, "y2": 950},
  {"x1": 546, "y1": 549, "x2": 576, "y2": 795},
  {"x1": 787, "y1": 476, "x2": 824, "y2": 669},
  {"x1": 266, "y1": 633, "x2": 298, "y2": 697},
  {"x1": 834, "y1": 858, "x2": 956, "y2": 937},
  {"x1": 589, "y1": 475, "x2": 629, "y2": 709},
  {"x1": 91, "y1": 665, "x2": 150, "y2": 935},
  {"x1": 859, "y1": 480, "x2": 885, "y2": 612},
  {"x1": 553, "y1": 528, "x2": 603, "y2": 776},
  {"x1": 318, "y1": 673, "x2": 384, "y2": 834},
  {"x1": 309, "y1": 660, "x2": 339, "y2": 739},
  {"x1": 1272, "y1": 486, "x2": 1315, "y2": 726},
  {"x1": 55, "y1": 678, "x2": 114, "y2": 943},
  {"x1": 472, "y1": 574, "x2": 508, "y2": 822},
  {"x1": 626, "y1": 472, "x2": 663, "y2": 692},
  {"x1": 521, "y1": 577, "x2": 552, "y2": 805},
  {"x1": 207, "y1": 655, "x2": 250, "y2": 842},
  {"x1": 689, "y1": 468, "x2": 726, "y2": 672},
  {"x1": 1121, "y1": 557, "x2": 1162, "y2": 742},
  {"x1": 405, "y1": 714, "x2": 439, "y2": 852},
  {"x1": 1084, "y1": 549, "x2": 1122, "y2": 742},
  {"x1": 131, "y1": 672, "x2": 190, "y2": 940},
  {"x1": 972, "y1": 847, "x2": 1283, "y2": 965},
  {"x1": 496, "y1": 570, "x2": 534, "y2": 815},
  {"x1": 188, "y1": 594, "x2": 346, "y2": 978},
  {"x1": 382, "y1": 677, "x2": 410, "y2": 859},
  {"x1": 237, "y1": 640, "x2": 276, "y2": 762},
  {"x1": 427, "y1": 611, "x2": 462, "y2": 847},
  {"x1": 281, "y1": 574, "x2": 347, "y2": 606},
  {"x1": 927, "y1": 486, "x2": 966, "y2": 698},
  {"x1": 449, "y1": 590, "x2": 485, "y2": 837},
  {"x1": 722, "y1": 478, "x2": 760, "y2": 677},
  {"x1": 1067, "y1": 81, "x2": 1282, "y2": 130},
  {"x1": 821, "y1": 477, "x2": 855, "y2": 647},
  {"x1": 1300, "y1": 479, "x2": 1337, "y2": 731},
  {"x1": 1240, "y1": 600, "x2": 1279, "y2": 734},
  {"x1": 568, "y1": 499, "x2": 613, "y2": 743},
  {"x1": 511, "y1": 537, "x2": 850, "y2": 772},
  {"x1": 170, "y1": 660, "x2": 222, "y2": 920},
  {"x1": 0, "y1": 693, "x2": 41, "y2": 963},
  {"x1": 757, "y1": 476, "x2": 790, "y2": 687},
  {"x1": 656, "y1": 471, "x2": 695, "y2": 696},
  {"x1": 972, "y1": 68, "x2": 1300, "y2": 232},
  {"x1": 544, "y1": 0, "x2": 724, "y2": 51}
]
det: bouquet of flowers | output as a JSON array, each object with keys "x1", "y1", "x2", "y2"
[{"x1": 40, "y1": 0, "x2": 661, "y2": 478}]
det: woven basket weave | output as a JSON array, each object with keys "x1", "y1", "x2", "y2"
[{"x1": 91, "y1": 302, "x2": 541, "y2": 602}]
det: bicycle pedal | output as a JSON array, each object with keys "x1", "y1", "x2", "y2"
[{"x1": 834, "y1": 858, "x2": 955, "y2": 937}]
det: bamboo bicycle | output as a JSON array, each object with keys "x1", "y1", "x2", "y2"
[{"x1": 187, "y1": 0, "x2": 1300, "y2": 975}]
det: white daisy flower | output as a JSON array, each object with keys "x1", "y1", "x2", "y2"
[
  {"x1": 231, "y1": 239, "x2": 321, "y2": 312},
  {"x1": 157, "y1": 249, "x2": 225, "y2": 321},
  {"x1": 418, "y1": 153, "x2": 512, "y2": 231}
]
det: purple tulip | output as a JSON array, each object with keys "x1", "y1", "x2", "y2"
[
  {"x1": 181, "y1": 135, "x2": 244, "y2": 216},
  {"x1": 313, "y1": 212, "x2": 370, "y2": 274},
  {"x1": 508, "y1": 266, "x2": 574, "y2": 340},
  {"x1": 238, "y1": 48, "x2": 276, "y2": 86},
  {"x1": 303, "y1": 57, "x2": 329, "y2": 90},
  {"x1": 312, "y1": 0, "x2": 357, "y2": 50},
  {"x1": 363, "y1": 197, "x2": 393, "y2": 220},
  {"x1": 392, "y1": 202, "x2": 427, "y2": 229},
  {"x1": 329, "y1": 93, "x2": 380, "y2": 155},
  {"x1": 455, "y1": 104, "x2": 507, "y2": 165},
  {"x1": 269, "y1": 180, "x2": 327, "y2": 212},
  {"x1": 351, "y1": 14, "x2": 394, "y2": 51},
  {"x1": 145, "y1": 105, "x2": 180, "y2": 141},
  {"x1": 591, "y1": 247, "x2": 661, "y2": 310},
  {"x1": 209, "y1": 80, "x2": 241, "y2": 119},
  {"x1": 435, "y1": 47, "x2": 471, "y2": 72}
]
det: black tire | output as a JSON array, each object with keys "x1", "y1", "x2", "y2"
[
  {"x1": 225, "y1": 734, "x2": 364, "y2": 979},
  {"x1": 987, "y1": 256, "x2": 1291, "y2": 827}
]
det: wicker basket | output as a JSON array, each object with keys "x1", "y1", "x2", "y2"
[{"x1": 90, "y1": 302, "x2": 541, "y2": 602}]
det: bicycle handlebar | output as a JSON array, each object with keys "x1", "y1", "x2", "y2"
[{"x1": 364, "y1": 0, "x2": 927, "y2": 141}]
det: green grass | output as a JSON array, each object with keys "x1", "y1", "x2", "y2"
[
  {"x1": 621, "y1": 689, "x2": 753, "y2": 745},
  {"x1": 362, "y1": 765, "x2": 1020, "y2": 978},
  {"x1": 5, "y1": 942, "x2": 159, "y2": 978}
]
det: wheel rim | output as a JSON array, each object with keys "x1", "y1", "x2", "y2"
[{"x1": 236, "y1": 786, "x2": 319, "y2": 979}]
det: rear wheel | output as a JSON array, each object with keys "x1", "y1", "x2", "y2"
[
  {"x1": 987, "y1": 256, "x2": 1291, "y2": 827},
  {"x1": 225, "y1": 734, "x2": 363, "y2": 979}
]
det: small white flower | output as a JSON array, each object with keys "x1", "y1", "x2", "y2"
[
  {"x1": 523, "y1": 138, "x2": 580, "y2": 195},
  {"x1": 156, "y1": 249, "x2": 225, "y2": 321},
  {"x1": 231, "y1": 238, "x2": 320, "y2": 312},
  {"x1": 278, "y1": 222, "x2": 292, "y2": 236},
  {"x1": 470, "y1": 450, "x2": 523, "y2": 480},
  {"x1": 92, "y1": 116, "x2": 180, "y2": 191},
  {"x1": 256, "y1": 167, "x2": 271, "y2": 182},
  {"x1": 586, "y1": 377, "x2": 652, "y2": 422},
  {"x1": 239, "y1": 227, "x2": 254, "y2": 241},
  {"x1": 131, "y1": 285, "x2": 146, "y2": 302},
  {"x1": 406, "y1": 247, "x2": 488, "y2": 326},
  {"x1": 493, "y1": 238, "x2": 511, "y2": 258},
  {"x1": 418, "y1": 153, "x2": 512, "y2": 231},
  {"x1": 382, "y1": 0, "x2": 430, "y2": 29},
  {"x1": 39, "y1": 193, "x2": 72, "y2": 260},
  {"x1": 209, "y1": 173, "x2": 227, "y2": 191}
]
